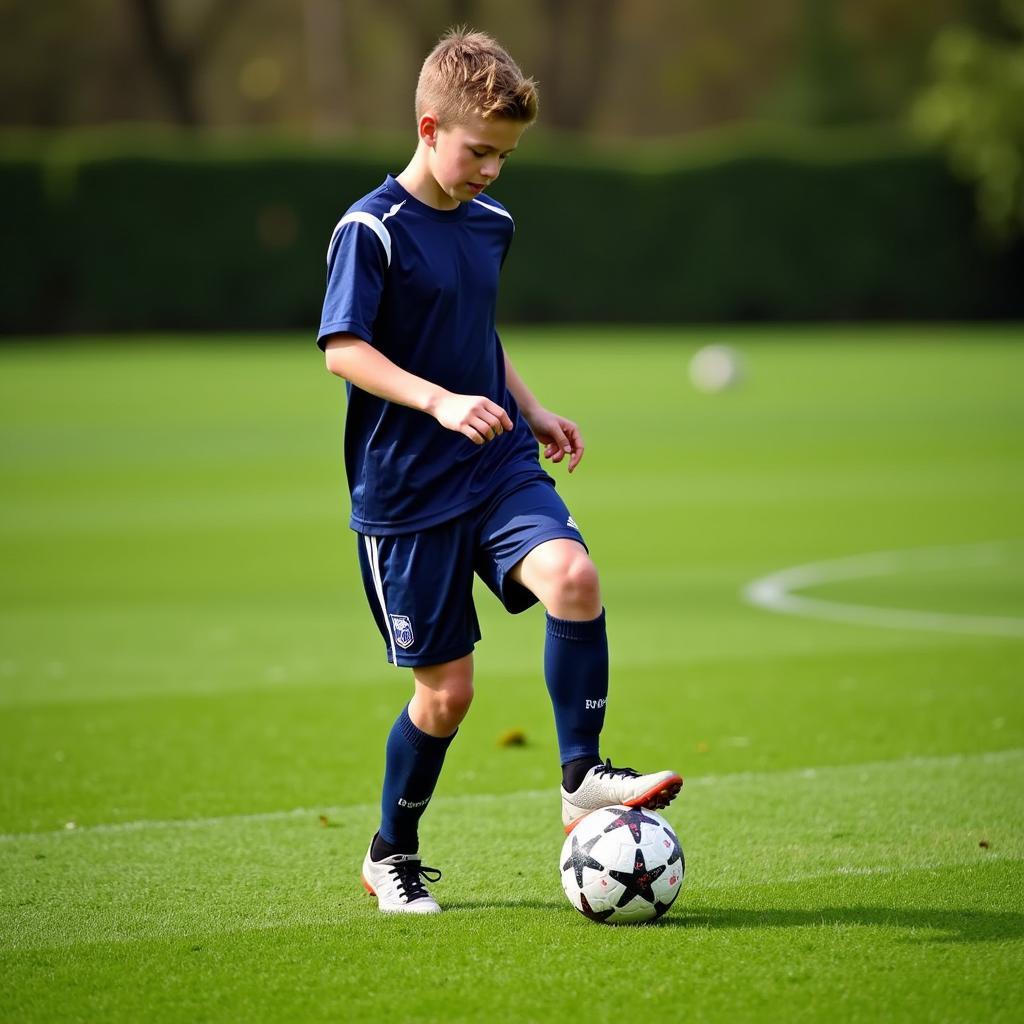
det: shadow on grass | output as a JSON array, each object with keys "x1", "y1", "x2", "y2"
[
  {"x1": 439, "y1": 901, "x2": 1024, "y2": 943},
  {"x1": 659, "y1": 906, "x2": 1024, "y2": 943}
]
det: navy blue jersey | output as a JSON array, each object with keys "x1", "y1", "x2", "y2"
[{"x1": 318, "y1": 175, "x2": 545, "y2": 535}]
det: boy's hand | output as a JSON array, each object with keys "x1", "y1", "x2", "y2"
[
  {"x1": 526, "y1": 408, "x2": 585, "y2": 473},
  {"x1": 432, "y1": 393, "x2": 514, "y2": 445}
]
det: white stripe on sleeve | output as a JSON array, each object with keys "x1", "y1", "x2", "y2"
[{"x1": 326, "y1": 212, "x2": 392, "y2": 267}]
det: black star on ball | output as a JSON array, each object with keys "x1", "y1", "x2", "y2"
[
  {"x1": 579, "y1": 892, "x2": 614, "y2": 923},
  {"x1": 562, "y1": 833, "x2": 605, "y2": 889},
  {"x1": 609, "y1": 849, "x2": 666, "y2": 907},
  {"x1": 602, "y1": 807, "x2": 659, "y2": 845},
  {"x1": 652, "y1": 899, "x2": 675, "y2": 920}
]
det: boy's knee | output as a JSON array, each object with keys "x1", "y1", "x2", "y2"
[
  {"x1": 432, "y1": 680, "x2": 474, "y2": 722},
  {"x1": 530, "y1": 544, "x2": 601, "y2": 616},
  {"x1": 412, "y1": 663, "x2": 475, "y2": 736},
  {"x1": 556, "y1": 553, "x2": 600, "y2": 606}
]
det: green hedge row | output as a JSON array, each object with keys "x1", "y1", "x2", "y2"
[{"x1": 3, "y1": 128, "x2": 1022, "y2": 333}]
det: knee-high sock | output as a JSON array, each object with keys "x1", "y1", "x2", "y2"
[
  {"x1": 544, "y1": 609, "x2": 608, "y2": 765},
  {"x1": 378, "y1": 704, "x2": 456, "y2": 851}
]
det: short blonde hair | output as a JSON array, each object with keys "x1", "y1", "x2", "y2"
[{"x1": 415, "y1": 27, "x2": 539, "y2": 127}]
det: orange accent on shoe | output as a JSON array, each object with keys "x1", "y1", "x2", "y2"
[
  {"x1": 564, "y1": 815, "x2": 586, "y2": 835},
  {"x1": 625, "y1": 774, "x2": 683, "y2": 810},
  {"x1": 563, "y1": 773, "x2": 685, "y2": 833},
  {"x1": 361, "y1": 874, "x2": 376, "y2": 896}
]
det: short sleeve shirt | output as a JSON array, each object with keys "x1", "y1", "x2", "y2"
[{"x1": 317, "y1": 175, "x2": 546, "y2": 535}]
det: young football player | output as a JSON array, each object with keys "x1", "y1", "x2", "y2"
[{"x1": 317, "y1": 27, "x2": 682, "y2": 913}]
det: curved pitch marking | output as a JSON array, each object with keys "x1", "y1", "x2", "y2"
[{"x1": 743, "y1": 541, "x2": 1024, "y2": 638}]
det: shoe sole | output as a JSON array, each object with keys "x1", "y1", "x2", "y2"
[{"x1": 564, "y1": 773, "x2": 684, "y2": 834}]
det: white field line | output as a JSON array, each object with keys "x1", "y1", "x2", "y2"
[
  {"x1": 743, "y1": 541, "x2": 1024, "y2": 638},
  {"x1": 2, "y1": 746, "x2": 1021, "y2": 845}
]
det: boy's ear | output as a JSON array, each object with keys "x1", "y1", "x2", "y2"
[{"x1": 419, "y1": 113, "x2": 440, "y2": 148}]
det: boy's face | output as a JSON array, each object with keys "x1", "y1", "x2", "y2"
[{"x1": 424, "y1": 112, "x2": 525, "y2": 206}]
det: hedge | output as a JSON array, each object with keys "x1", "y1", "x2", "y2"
[
  {"x1": 2, "y1": 127, "x2": 1021, "y2": 333},
  {"x1": 1, "y1": 154, "x2": 61, "y2": 333}
]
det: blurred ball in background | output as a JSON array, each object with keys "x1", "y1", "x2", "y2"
[{"x1": 688, "y1": 344, "x2": 744, "y2": 393}]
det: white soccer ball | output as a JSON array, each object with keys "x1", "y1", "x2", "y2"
[
  {"x1": 559, "y1": 805, "x2": 684, "y2": 924},
  {"x1": 688, "y1": 344, "x2": 743, "y2": 393}
]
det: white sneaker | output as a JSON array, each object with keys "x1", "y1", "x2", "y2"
[
  {"x1": 561, "y1": 758, "x2": 683, "y2": 833},
  {"x1": 360, "y1": 843, "x2": 442, "y2": 914}
]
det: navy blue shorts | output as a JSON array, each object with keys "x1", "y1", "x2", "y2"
[{"x1": 356, "y1": 474, "x2": 586, "y2": 668}]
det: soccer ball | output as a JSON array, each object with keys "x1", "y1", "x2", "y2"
[
  {"x1": 559, "y1": 805, "x2": 684, "y2": 924},
  {"x1": 688, "y1": 344, "x2": 743, "y2": 393}
]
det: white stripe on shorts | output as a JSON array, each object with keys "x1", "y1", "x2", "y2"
[{"x1": 364, "y1": 535, "x2": 398, "y2": 667}]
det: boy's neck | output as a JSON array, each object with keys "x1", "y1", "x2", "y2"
[{"x1": 396, "y1": 147, "x2": 460, "y2": 212}]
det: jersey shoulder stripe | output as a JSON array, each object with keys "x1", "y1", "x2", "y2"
[
  {"x1": 326, "y1": 201, "x2": 407, "y2": 267},
  {"x1": 326, "y1": 212, "x2": 390, "y2": 267},
  {"x1": 472, "y1": 196, "x2": 514, "y2": 224}
]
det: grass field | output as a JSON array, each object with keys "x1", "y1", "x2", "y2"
[{"x1": 1, "y1": 326, "x2": 1022, "y2": 1022}]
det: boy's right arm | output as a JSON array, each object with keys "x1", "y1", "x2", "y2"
[{"x1": 323, "y1": 334, "x2": 514, "y2": 446}]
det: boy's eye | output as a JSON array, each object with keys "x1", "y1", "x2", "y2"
[{"x1": 471, "y1": 149, "x2": 487, "y2": 158}]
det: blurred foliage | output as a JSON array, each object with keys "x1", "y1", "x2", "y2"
[
  {"x1": 0, "y1": 0, "x2": 996, "y2": 136},
  {"x1": 2, "y1": 125, "x2": 1021, "y2": 334},
  {"x1": 765, "y1": 0, "x2": 870, "y2": 125},
  {"x1": 912, "y1": 0, "x2": 1024, "y2": 240}
]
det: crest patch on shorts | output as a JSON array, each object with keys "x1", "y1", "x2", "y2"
[{"x1": 390, "y1": 614, "x2": 415, "y2": 650}]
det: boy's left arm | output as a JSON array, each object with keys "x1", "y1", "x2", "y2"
[{"x1": 504, "y1": 350, "x2": 585, "y2": 473}]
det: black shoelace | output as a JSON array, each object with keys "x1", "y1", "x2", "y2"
[
  {"x1": 390, "y1": 861, "x2": 442, "y2": 902},
  {"x1": 592, "y1": 758, "x2": 640, "y2": 780}
]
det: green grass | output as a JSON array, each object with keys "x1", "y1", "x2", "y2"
[{"x1": 1, "y1": 325, "x2": 1023, "y2": 1023}]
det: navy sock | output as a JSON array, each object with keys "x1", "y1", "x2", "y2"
[
  {"x1": 562, "y1": 754, "x2": 603, "y2": 793},
  {"x1": 377, "y1": 704, "x2": 456, "y2": 855},
  {"x1": 544, "y1": 609, "x2": 608, "y2": 767}
]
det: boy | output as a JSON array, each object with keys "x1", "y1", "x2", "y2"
[{"x1": 317, "y1": 28, "x2": 681, "y2": 914}]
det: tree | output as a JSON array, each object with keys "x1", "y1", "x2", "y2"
[
  {"x1": 912, "y1": 0, "x2": 1024, "y2": 240},
  {"x1": 769, "y1": 0, "x2": 870, "y2": 125},
  {"x1": 537, "y1": 0, "x2": 619, "y2": 131},
  {"x1": 128, "y1": 0, "x2": 243, "y2": 125}
]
